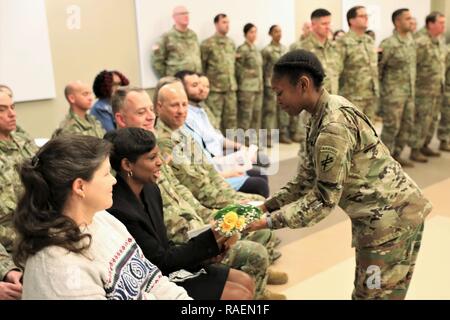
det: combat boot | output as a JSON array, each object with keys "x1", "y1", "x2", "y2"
[
  {"x1": 267, "y1": 268, "x2": 288, "y2": 285},
  {"x1": 260, "y1": 289, "x2": 287, "y2": 300},
  {"x1": 421, "y1": 145, "x2": 441, "y2": 157},
  {"x1": 279, "y1": 134, "x2": 293, "y2": 144},
  {"x1": 393, "y1": 153, "x2": 415, "y2": 168},
  {"x1": 439, "y1": 141, "x2": 450, "y2": 152},
  {"x1": 410, "y1": 149, "x2": 428, "y2": 163},
  {"x1": 290, "y1": 132, "x2": 303, "y2": 143}
]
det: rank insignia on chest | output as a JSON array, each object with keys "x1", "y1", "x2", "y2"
[{"x1": 319, "y1": 146, "x2": 339, "y2": 172}]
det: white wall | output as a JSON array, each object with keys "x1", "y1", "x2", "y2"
[
  {"x1": 0, "y1": 0, "x2": 56, "y2": 102},
  {"x1": 341, "y1": 0, "x2": 431, "y2": 45},
  {"x1": 135, "y1": 0, "x2": 296, "y2": 88}
]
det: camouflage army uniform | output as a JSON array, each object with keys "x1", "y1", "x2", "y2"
[
  {"x1": 156, "y1": 120, "x2": 264, "y2": 209},
  {"x1": 437, "y1": 46, "x2": 450, "y2": 147},
  {"x1": 158, "y1": 161, "x2": 273, "y2": 298},
  {"x1": 0, "y1": 126, "x2": 38, "y2": 252},
  {"x1": 412, "y1": 30, "x2": 446, "y2": 150},
  {"x1": 52, "y1": 109, "x2": 106, "y2": 138},
  {"x1": 201, "y1": 34, "x2": 238, "y2": 132},
  {"x1": 151, "y1": 26, "x2": 202, "y2": 78},
  {"x1": 379, "y1": 31, "x2": 416, "y2": 156},
  {"x1": 261, "y1": 41, "x2": 289, "y2": 137},
  {"x1": 264, "y1": 90, "x2": 432, "y2": 299},
  {"x1": 236, "y1": 42, "x2": 264, "y2": 131},
  {"x1": 0, "y1": 243, "x2": 16, "y2": 281},
  {"x1": 159, "y1": 162, "x2": 213, "y2": 244},
  {"x1": 337, "y1": 30, "x2": 379, "y2": 122}
]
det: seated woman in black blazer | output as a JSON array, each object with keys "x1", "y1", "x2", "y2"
[{"x1": 105, "y1": 127, "x2": 254, "y2": 300}]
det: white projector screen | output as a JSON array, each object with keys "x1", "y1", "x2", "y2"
[
  {"x1": 0, "y1": 0, "x2": 56, "y2": 102},
  {"x1": 135, "y1": 0, "x2": 296, "y2": 88},
  {"x1": 341, "y1": 0, "x2": 431, "y2": 46}
]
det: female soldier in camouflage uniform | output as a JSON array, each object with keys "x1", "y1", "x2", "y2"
[
  {"x1": 261, "y1": 25, "x2": 290, "y2": 144},
  {"x1": 248, "y1": 50, "x2": 432, "y2": 300},
  {"x1": 236, "y1": 23, "x2": 263, "y2": 132}
]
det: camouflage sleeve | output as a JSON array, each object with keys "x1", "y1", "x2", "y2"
[
  {"x1": 0, "y1": 225, "x2": 15, "y2": 253},
  {"x1": 151, "y1": 35, "x2": 168, "y2": 78},
  {"x1": 264, "y1": 149, "x2": 315, "y2": 211},
  {"x1": 378, "y1": 40, "x2": 391, "y2": 81},
  {"x1": 235, "y1": 46, "x2": 245, "y2": 85},
  {"x1": 261, "y1": 48, "x2": 269, "y2": 66},
  {"x1": 335, "y1": 39, "x2": 346, "y2": 77},
  {"x1": 415, "y1": 38, "x2": 427, "y2": 68},
  {"x1": 0, "y1": 243, "x2": 16, "y2": 280},
  {"x1": 446, "y1": 48, "x2": 450, "y2": 94},
  {"x1": 162, "y1": 202, "x2": 193, "y2": 244},
  {"x1": 171, "y1": 175, "x2": 215, "y2": 222},
  {"x1": 268, "y1": 123, "x2": 355, "y2": 230},
  {"x1": 200, "y1": 42, "x2": 210, "y2": 73}
]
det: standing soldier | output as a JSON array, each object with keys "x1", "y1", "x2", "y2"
[
  {"x1": 437, "y1": 46, "x2": 450, "y2": 152},
  {"x1": 379, "y1": 9, "x2": 416, "y2": 167},
  {"x1": 293, "y1": 9, "x2": 342, "y2": 156},
  {"x1": 248, "y1": 50, "x2": 432, "y2": 300},
  {"x1": 201, "y1": 14, "x2": 238, "y2": 133},
  {"x1": 289, "y1": 12, "x2": 339, "y2": 144},
  {"x1": 151, "y1": 6, "x2": 202, "y2": 78},
  {"x1": 236, "y1": 23, "x2": 264, "y2": 132},
  {"x1": 411, "y1": 12, "x2": 446, "y2": 161},
  {"x1": 337, "y1": 6, "x2": 379, "y2": 122},
  {"x1": 301, "y1": 9, "x2": 340, "y2": 95},
  {"x1": 261, "y1": 25, "x2": 290, "y2": 144}
]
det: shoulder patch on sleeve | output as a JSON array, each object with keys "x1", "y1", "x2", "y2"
[{"x1": 319, "y1": 146, "x2": 339, "y2": 172}]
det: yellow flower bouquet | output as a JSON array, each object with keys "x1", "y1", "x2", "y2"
[{"x1": 213, "y1": 204, "x2": 262, "y2": 237}]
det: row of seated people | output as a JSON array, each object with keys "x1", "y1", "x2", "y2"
[{"x1": 0, "y1": 79, "x2": 287, "y2": 300}]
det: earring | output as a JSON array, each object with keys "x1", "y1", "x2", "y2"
[{"x1": 128, "y1": 171, "x2": 133, "y2": 178}]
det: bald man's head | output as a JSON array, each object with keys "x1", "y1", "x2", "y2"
[
  {"x1": 172, "y1": 5, "x2": 189, "y2": 30},
  {"x1": 64, "y1": 81, "x2": 93, "y2": 111},
  {"x1": 156, "y1": 81, "x2": 188, "y2": 130},
  {"x1": 0, "y1": 85, "x2": 13, "y2": 98}
]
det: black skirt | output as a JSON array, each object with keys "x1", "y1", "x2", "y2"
[{"x1": 178, "y1": 263, "x2": 229, "y2": 300}]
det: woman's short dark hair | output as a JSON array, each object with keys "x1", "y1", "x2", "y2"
[
  {"x1": 93, "y1": 70, "x2": 129, "y2": 99},
  {"x1": 243, "y1": 23, "x2": 256, "y2": 35},
  {"x1": 13, "y1": 135, "x2": 112, "y2": 268},
  {"x1": 273, "y1": 49, "x2": 325, "y2": 88},
  {"x1": 268, "y1": 25, "x2": 279, "y2": 35},
  {"x1": 105, "y1": 128, "x2": 157, "y2": 172}
]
